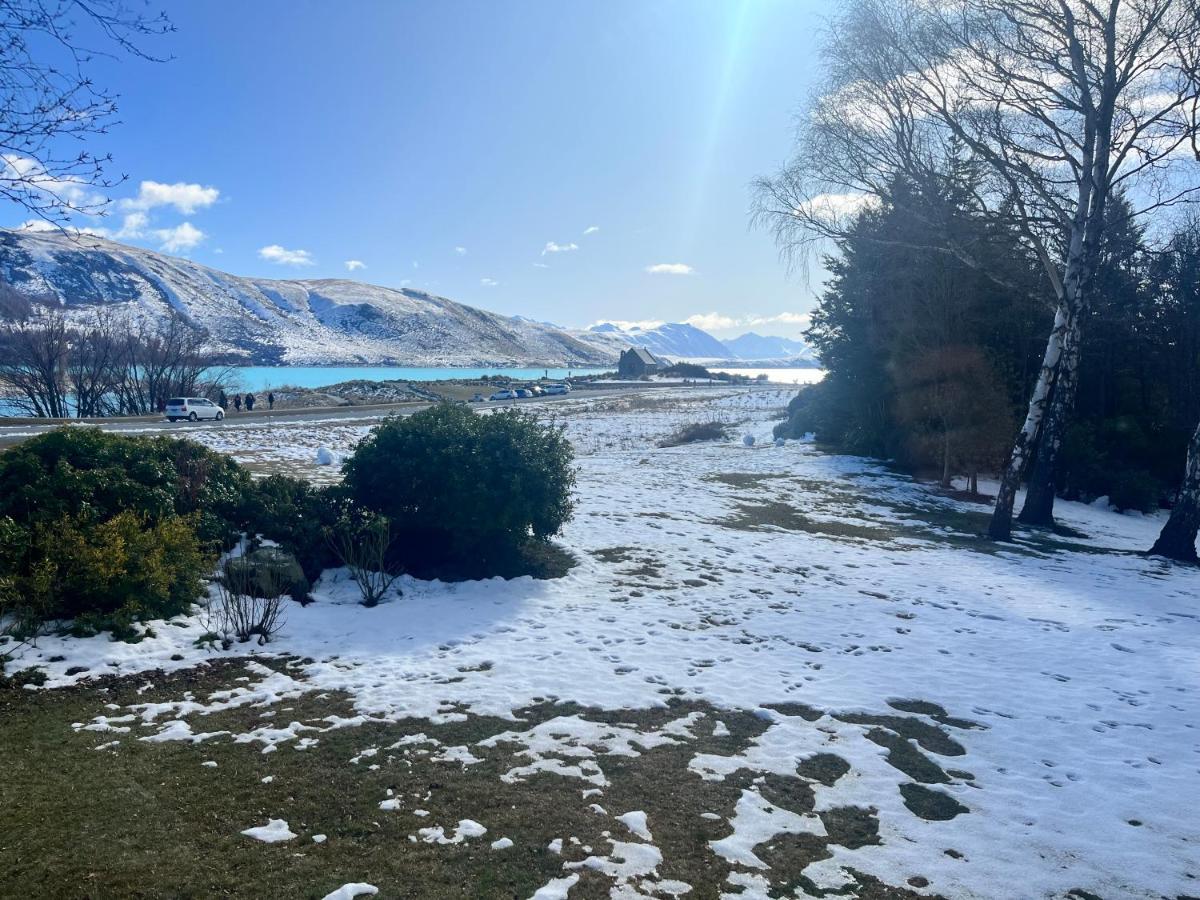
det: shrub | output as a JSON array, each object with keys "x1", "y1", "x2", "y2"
[
  {"x1": 0, "y1": 429, "x2": 242, "y2": 633},
  {"x1": 340, "y1": 403, "x2": 576, "y2": 577},
  {"x1": 239, "y1": 474, "x2": 341, "y2": 582},
  {"x1": 19, "y1": 512, "x2": 206, "y2": 638},
  {"x1": 223, "y1": 547, "x2": 309, "y2": 604},
  {"x1": 658, "y1": 421, "x2": 729, "y2": 447},
  {"x1": 0, "y1": 428, "x2": 250, "y2": 553},
  {"x1": 327, "y1": 512, "x2": 402, "y2": 606},
  {"x1": 206, "y1": 552, "x2": 289, "y2": 646}
]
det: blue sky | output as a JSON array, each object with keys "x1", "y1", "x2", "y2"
[{"x1": 5, "y1": 0, "x2": 834, "y2": 338}]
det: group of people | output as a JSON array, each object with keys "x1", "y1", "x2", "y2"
[{"x1": 216, "y1": 391, "x2": 275, "y2": 412}]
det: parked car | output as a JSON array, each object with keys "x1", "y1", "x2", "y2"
[
  {"x1": 515, "y1": 389, "x2": 531, "y2": 398},
  {"x1": 165, "y1": 397, "x2": 224, "y2": 422},
  {"x1": 544, "y1": 383, "x2": 571, "y2": 395},
  {"x1": 526, "y1": 385, "x2": 544, "y2": 396},
  {"x1": 489, "y1": 390, "x2": 517, "y2": 401}
]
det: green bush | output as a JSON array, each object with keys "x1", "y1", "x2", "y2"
[
  {"x1": 340, "y1": 403, "x2": 576, "y2": 577},
  {"x1": 0, "y1": 428, "x2": 250, "y2": 553},
  {"x1": 222, "y1": 547, "x2": 309, "y2": 603},
  {"x1": 0, "y1": 429, "x2": 245, "y2": 634},
  {"x1": 238, "y1": 474, "x2": 341, "y2": 582},
  {"x1": 10, "y1": 511, "x2": 207, "y2": 638}
]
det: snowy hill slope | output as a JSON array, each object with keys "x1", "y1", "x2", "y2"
[
  {"x1": 0, "y1": 230, "x2": 616, "y2": 366},
  {"x1": 586, "y1": 321, "x2": 730, "y2": 359},
  {"x1": 723, "y1": 331, "x2": 815, "y2": 362}
]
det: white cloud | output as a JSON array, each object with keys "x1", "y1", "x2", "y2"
[
  {"x1": 795, "y1": 192, "x2": 877, "y2": 221},
  {"x1": 121, "y1": 180, "x2": 220, "y2": 215},
  {"x1": 16, "y1": 219, "x2": 56, "y2": 232},
  {"x1": 259, "y1": 244, "x2": 315, "y2": 266},
  {"x1": 532, "y1": 262, "x2": 549, "y2": 268},
  {"x1": 683, "y1": 312, "x2": 739, "y2": 331},
  {"x1": 683, "y1": 310, "x2": 812, "y2": 334},
  {"x1": 583, "y1": 225, "x2": 599, "y2": 235},
  {"x1": 344, "y1": 259, "x2": 366, "y2": 271},
  {"x1": 154, "y1": 221, "x2": 205, "y2": 253},
  {"x1": 3, "y1": 154, "x2": 108, "y2": 209},
  {"x1": 115, "y1": 211, "x2": 148, "y2": 239},
  {"x1": 455, "y1": 246, "x2": 467, "y2": 256},
  {"x1": 542, "y1": 241, "x2": 579, "y2": 255},
  {"x1": 645, "y1": 263, "x2": 693, "y2": 275},
  {"x1": 480, "y1": 277, "x2": 499, "y2": 287}
]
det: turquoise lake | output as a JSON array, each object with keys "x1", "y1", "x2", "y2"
[{"x1": 226, "y1": 366, "x2": 609, "y2": 392}]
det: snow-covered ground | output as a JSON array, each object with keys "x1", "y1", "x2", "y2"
[{"x1": 7, "y1": 387, "x2": 1198, "y2": 899}]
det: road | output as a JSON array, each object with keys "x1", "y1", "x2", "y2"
[{"x1": 0, "y1": 381, "x2": 773, "y2": 449}]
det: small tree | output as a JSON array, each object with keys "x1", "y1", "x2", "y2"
[
  {"x1": 327, "y1": 513, "x2": 401, "y2": 607},
  {"x1": 208, "y1": 555, "x2": 288, "y2": 646}
]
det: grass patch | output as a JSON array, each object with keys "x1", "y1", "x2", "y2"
[
  {"x1": 720, "y1": 501, "x2": 901, "y2": 543},
  {"x1": 658, "y1": 421, "x2": 728, "y2": 448},
  {"x1": 1, "y1": 662, "x2": 946, "y2": 899}
]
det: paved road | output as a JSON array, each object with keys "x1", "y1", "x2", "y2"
[{"x1": 0, "y1": 381, "x2": 771, "y2": 449}]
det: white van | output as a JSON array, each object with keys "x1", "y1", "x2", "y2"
[
  {"x1": 165, "y1": 397, "x2": 224, "y2": 422},
  {"x1": 544, "y1": 383, "x2": 571, "y2": 395}
]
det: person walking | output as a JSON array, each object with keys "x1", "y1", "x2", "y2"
[
  {"x1": 234, "y1": 395, "x2": 242, "y2": 412},
  {"x1": 245, "y1": 393, "x2": 256, "y2": 411},
  {"x1": 218, "y1": 390, "x2": 228, "y2": 410},
  {"x1": 267, "y1": 391, "x2": 275, "y2": 410}
]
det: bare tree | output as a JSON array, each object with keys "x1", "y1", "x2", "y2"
[
  {"x1": 755, "y1": 0, "x2": 1200, "y2": 540},
  {"x1": 0, "y1": 312, "x2": 69, "y2": 416},
  {"x1": 206, "y1": 560, "x2": 288, "y2": 647},
  {"x1": 327, "y1": 515, "x2": 402, "y2": 607},
  {"x1": 65, "y1": 312, "x2": 121, "y2": 417},
  {"x1": 0, "y1": 0, "x2": 171, "y2": 227}
]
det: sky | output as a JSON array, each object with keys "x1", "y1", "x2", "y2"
[{"x1": 3, "y1": 0, "x2": 836, "y2": 338}]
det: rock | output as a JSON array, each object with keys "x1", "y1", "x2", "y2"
[
  {"x1": 742, "y1": 434, "x2": 755, "y2": 447},
  {"x1": 316, "y1": 447, "x2": 335, "y2": 466}
]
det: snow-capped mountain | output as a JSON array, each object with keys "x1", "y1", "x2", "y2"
[
  {"x1": 0, "y1": 230, "x2": 615, "y2": 366},
  {"x1": 586, "y1": 321, "x2": 730, "y2": 359},
  {"x1": 723, "y1": 332, "x2": 816, "y2": 362},
  {"x1": 588, "y1": 321, "x2": 818, "y2": 364}
]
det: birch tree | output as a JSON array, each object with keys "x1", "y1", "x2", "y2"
[
  {"x1": 755, "y1": 0, "x2": 1200, "y2": 540},
  {"x1": 1150, "y1": 419, "x2": 1200, "y2": 561}
]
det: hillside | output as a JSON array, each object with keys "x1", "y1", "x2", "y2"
[{"x1": 0, "y1": 230, "x2": 616, "y2": 367}]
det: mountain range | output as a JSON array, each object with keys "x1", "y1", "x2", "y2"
[{"x1": 0, "y1": 229, "x2": 815, "y2": 367}]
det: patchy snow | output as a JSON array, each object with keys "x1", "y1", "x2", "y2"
[
  {"x1": 490, "y1": 836, "x2": 514, "y2": 850},
  {"x1": 319, "y1": 884, "x2": 377, "y2": 900},
  {"x1": 7, "y1": 386, "x2": 1200, "y2": 898},
  {"x1": 417, "y1": 819, "x2": 487, "y2": 845},
  {"x1": 529, "y1": 874, "x2": 579, "y2": 900},
  {"x1": 615, "y1": 810, "x2": 652, "y2": 841},
  {"x1": 240, "y1": 819, "x2": 297, "y2": 843}
]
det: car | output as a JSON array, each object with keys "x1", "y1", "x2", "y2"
[
  {"x1": 543, "y1": 383, "x2": 571, "y2": 395},
  {"x1": 526, "y1": 385, "x2": 544, "y2": 396},
  {"x1": 165, "y1": 397, "x2": 224, "y2": 422},
  {"x1": 515, "y1": 389, "x2": 531, "y2": 398},
  {"x1": 489, "y1": 390, "x2": 517, "y2": 401}
]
